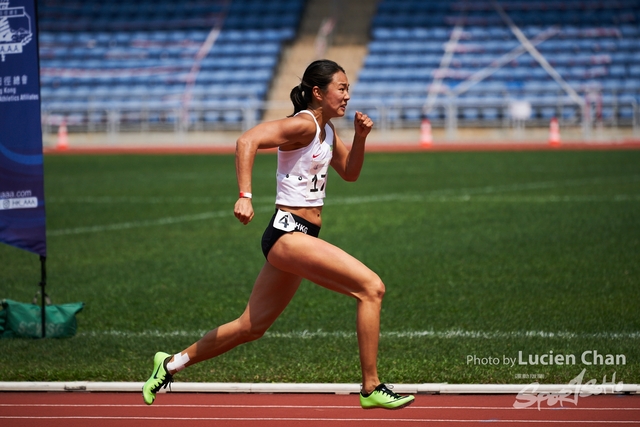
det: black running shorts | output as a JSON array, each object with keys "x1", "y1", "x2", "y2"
[{"x1": 261, "y1": 209, "x2": 321, "y2": 259}]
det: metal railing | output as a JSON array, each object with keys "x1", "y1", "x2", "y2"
[{"x1": 41, "y1": 96, "x2": 639, "y2": 138}]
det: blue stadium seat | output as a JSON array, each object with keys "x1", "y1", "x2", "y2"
[
  {"x1": 38, "y1": 0, "x2": 306, "y2": 129},
  {"x1": 481, "y1": 107, "x2": 500, "y2": 120},
  {"x1": 461, "y1": 107, "x2": 480, "y2": 120},
  {"x1": 358, "y1": 0, "x2": 640, "y2": 125}
]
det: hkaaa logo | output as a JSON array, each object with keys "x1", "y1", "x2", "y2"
[{"x1": 0, "y1": 0, "x2": 33, "y2": 62}]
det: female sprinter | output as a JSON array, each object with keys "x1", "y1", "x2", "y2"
[{"x1": 142, "y1": 59, "x2": 414, "y2": 410}]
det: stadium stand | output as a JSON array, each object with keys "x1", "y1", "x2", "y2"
[
  {"x1": 37, "y1": 0, "x2": 305, "y2": 131},
  {"x1": 37, "y1": 0, "x2": 640, "y2": 133},
  {"x1": 353, "y1": 0, "x2": 640, "y2": 128}
]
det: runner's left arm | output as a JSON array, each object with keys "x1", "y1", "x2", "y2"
[{"x1": 331, "y1": 111, "x2": 373, "y2": 182}]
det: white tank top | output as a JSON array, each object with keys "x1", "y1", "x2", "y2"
[{"x1": 275, "y1": 110, "x2": 334, "y2": 207}]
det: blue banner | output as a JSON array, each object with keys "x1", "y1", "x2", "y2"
[{"x1": 0, "y1": 0, "x2": 46, "y2": 257}]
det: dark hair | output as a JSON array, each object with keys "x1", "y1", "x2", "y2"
[{"x1": 289, "y1": 59, "x2": 346, "y2": 117}]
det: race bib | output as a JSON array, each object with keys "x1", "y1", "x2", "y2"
[
  {"x1": 305, "y1": 160, "x2": 329, "y2": 200},
  {"x1": 273, "y1": 209, "x2": 297, "y2": 232}
]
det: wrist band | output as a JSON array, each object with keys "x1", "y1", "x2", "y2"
[{"x1": 239, "y1": 192, "x2": 252, "y2": 199}]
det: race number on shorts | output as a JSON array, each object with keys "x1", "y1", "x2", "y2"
[{"x1": 273, "y1": 210, "x2": 297, "y2": 232}]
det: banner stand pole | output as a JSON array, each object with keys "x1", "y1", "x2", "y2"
[{"x1": 39, "y1": 255, "x2": 46, "y2": 338}]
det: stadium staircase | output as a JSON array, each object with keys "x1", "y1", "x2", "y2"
[{"x1": 263, "y1": 0, "x2": 379, "y2": 121}]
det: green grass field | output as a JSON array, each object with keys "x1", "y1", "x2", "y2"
[{"x1": 1, "y1": 149, "x2": 639, "y2": 386}]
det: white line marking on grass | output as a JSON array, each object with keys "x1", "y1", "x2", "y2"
[
  {"x1": 78, "y1": 329, "x2": 640, "y2": 340},
  {"x1": 382, "y1": 330, "x2": 640, "y2": 340},
  {"x1": 47, "y1": 206, "x2": 275, "y2": 236},
  {"x1": 331, "y1": 194, "x2": 640, "y2": 204},
  {"x1": 46, "y1": 194, "x2": 639, "y2": 236},
  {"x1": 330, "y1": 175, "x2": 640, "y2": 205},
  {"x1": 46, "y1": 196, "x2": 277, "y2": 204},
  {"x1": 47, "y1": 211, "x2": 228, "y2": 236},
  {"x1": 47, "y1": 175, "x2": 640, "y2": 236},
  {"x1": 48, "y1": 196, "x2": 217, "y2": 204},
  {"x1": 47, "y1": 175, "x2": 640, "y2": 205}
]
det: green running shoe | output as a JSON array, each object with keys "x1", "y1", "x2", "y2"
[
  {"x1": 142, "y1": 351, "x2": 173, "y2": 405},
  {"x1": 360, "y1": 384, "x2": 415, "y2": 409}
]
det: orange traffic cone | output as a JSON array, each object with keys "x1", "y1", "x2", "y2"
[
  {"x1": 57, "y1": 119, "x2": 69, "y2": 150},
  {"x1": 420, "y1": 118, "x2": 433, "y2": 147},
  {"x1": 548, "y1": 117, "x2": 561, "y2": 147}
]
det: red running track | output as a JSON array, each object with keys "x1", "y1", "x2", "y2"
[{"x1": 1, "y1": 392, "x2": 639, "y2": 426}]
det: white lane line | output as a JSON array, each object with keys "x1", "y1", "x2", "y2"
[
  {"x1": 1, "y1": 404, "x2": 638, "y2": 411},
  {"x1": 0, "y1": 416, "x2": 638, "y2": 423}
]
